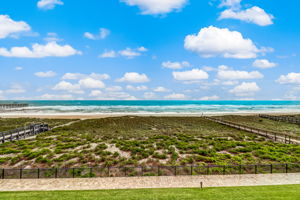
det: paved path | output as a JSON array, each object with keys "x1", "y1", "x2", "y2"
[{"x1": 0, "y1": 173, "x2": 299, "y2": 191}]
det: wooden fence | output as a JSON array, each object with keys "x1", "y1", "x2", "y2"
[
  {"x1": 259, "y1": 114, "x2": 300, "y2": 125},
  {"x1": 0, "y1": 123, "x2": 49, "y2": 143},
  {"x1": 204, "y1": 117, "x2": 300, "y2": 145},
  {"x1": 0, "y1": 163, "x2": 299, "y2": 179}
]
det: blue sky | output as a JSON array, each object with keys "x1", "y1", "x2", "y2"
[{"x1": 0, "y1": 0, "x2": 300, "y2": 100}]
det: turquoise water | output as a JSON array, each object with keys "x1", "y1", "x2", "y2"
[{"x1": 1, "y1": 100, "x2": 300, "y2": 115}]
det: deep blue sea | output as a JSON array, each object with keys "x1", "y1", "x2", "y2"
[{"x1": 1, "y1": 100, "x2": 300, "y2": 115}]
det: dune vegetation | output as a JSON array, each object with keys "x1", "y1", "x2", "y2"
[{"x1": 0, "y1": 116, "x2": 299, "y2": 169}]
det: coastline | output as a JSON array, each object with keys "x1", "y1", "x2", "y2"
[{"x1": 1, "y1": 111, "x2": 300, "y2": 119}]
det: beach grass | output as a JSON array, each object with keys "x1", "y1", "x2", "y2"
[
  {"x1": 0, "y1": 116, "x2": 299, "y2": 168},
  {"x1": 0, "y1": 185, "x2": 299, "y2": 200}
]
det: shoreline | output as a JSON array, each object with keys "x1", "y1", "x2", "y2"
[{"x1": 1, "y1": 111, "x2": 300, "y2": 119}]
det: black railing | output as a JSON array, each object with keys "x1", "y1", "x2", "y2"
[{"x1": 0, "y1": 163, "x2": 299, "y2": 179}]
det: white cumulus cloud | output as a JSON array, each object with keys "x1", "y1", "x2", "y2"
[
  {"x1": 126, "y1": 85, "x2": 148, "y2": 91},
  {"x1": 173, "y1": 69, "x2": 209, "y2": 81},
  {"x1": 252, "y1": 59, "x2": 277, "y2": 69},
  {"x1": 35, "y1": 71, "x2": 56, "y2": 78},
  {"x1": 40, "y1": 93, "x2": 73, "y2": 100},
  {"x1": 219, "y1": 6, "x2": 274, "y2": 26},
  {"x1": 84, "y1": 28, "x2": 110, "y2": 40},
  {"x1": 277, "y1": 73, "x2": 300, "y2": 84},
  {"x1": 121, "y1": 0, "x2": 188, "y2": 15},
  {"x1": 117, "y1": 72, "x2": 150, "y2": 83},
  {"x1": 230, "y1": 82, "x2": 260, "y2": 96},
  {"x1": 0, "y1": 15, "x2": 31, "y2": 39},
  {"x1": 119, "y1": 48, "x2": 141, "y2": 59},
  {"x1": 37, "y1": 0, "x2": 64, "y2": 10},
  {"x1": 199, "y1": 95, "x2": 220, "y2": 100},
  {"x1": 164, "y1": 93, "x2": 187, "y2": 100},
  {"x1": 62, "y1": 73, "x2": 110, "y2": 80},
  {"x1": 0, "y1": 42, "x2": 81, "y2": 58},
  {"x1": 52, "y1": 81, "x2": 81, "y2": 93},
  {"x1": 79, "y1": 78, "x2": 105, "y2": 89},
  {"x1": 184, "y1": 26, "x2": 261, "y2": 59},
  {"x1": 219, "y1": 0, "x2": 241, "y2": 8},
  {"x1": 153, "y1": 86, "x2": 169, "y2": 92},
  {"x1": 217, "y1": 66, "x2": 263, "y2": 80},
  {"x1": 99, "y1": 50, "x2": 117, "y2": 58},
  {"x1": 162, "y1": 61, "x2": 191, "y2": 69}
]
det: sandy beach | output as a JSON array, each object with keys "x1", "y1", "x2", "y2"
[{"x1": 1, "y1": 111, "x2": 300, "y2": 119}]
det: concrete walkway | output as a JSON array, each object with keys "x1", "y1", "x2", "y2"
[{"x1": 0, "y1": 173, "x2": 299, "y2": 191}]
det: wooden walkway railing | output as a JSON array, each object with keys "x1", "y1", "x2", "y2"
[
  {"x1": 204, "y1": 117, "x2": 300, "y2": 145},
  {"x1": 259, "y1": 114, "x2": 300, "y2": 125},
  {"x1": 0, "y1": 124, "x2": 49, "y2": 143}
]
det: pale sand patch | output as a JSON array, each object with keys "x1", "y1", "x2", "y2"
[
  {"x1": 0, "y1": 173, "x2": 299, "y2": 191},
  {"x1": 106, "y1": 144, "x2": 130, "y2": 158}
]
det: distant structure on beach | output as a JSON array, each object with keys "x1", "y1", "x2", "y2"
[{"x1": 0, "y1": 103, "x2": 29, "y2": 110}]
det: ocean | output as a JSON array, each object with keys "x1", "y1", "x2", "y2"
[{"x1": 1, "y1": 100, "x2": 300, "y2": 115}]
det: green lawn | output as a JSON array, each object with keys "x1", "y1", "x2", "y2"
[{"x1": 0, "y1": 185, "x2": 299, "y2": 200}]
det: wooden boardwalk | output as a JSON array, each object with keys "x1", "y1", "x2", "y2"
[
  {"x1": 259, "y1": 114, "x2": 300, "y2": 125},
  {"x1": 204, "y1": 117, "x2": 300, "y2": 145},
  {"x1": 0, "y1": 124, "x2": 49, "y2": 143}
]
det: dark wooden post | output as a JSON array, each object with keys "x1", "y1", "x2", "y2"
[
  {"x1": 141, "y1": 166, "x2": 144, "y2": 176},
  {"x1": 55, "y1": 168, "x2": 58, "y2": 178},
  {"x1": 270, "y1": 164, "x2": 273, "y2": 174},
  {"x1": 90, "y1": 167, "x2": 93, "y2": 177}
]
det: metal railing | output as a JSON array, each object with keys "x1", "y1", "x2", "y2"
[
  {"x1": 259, "y1": 114, "x2": 300, "y2": 125},
  {"x1": 0, "y1": 123, "x2": 49, "y2": 143},
  {"x1": 205, "y1": 117, "x2": 300, "y2": 145},
  {"x1": 0, "y1": 163, "x2": 299, "y2": 179}
]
